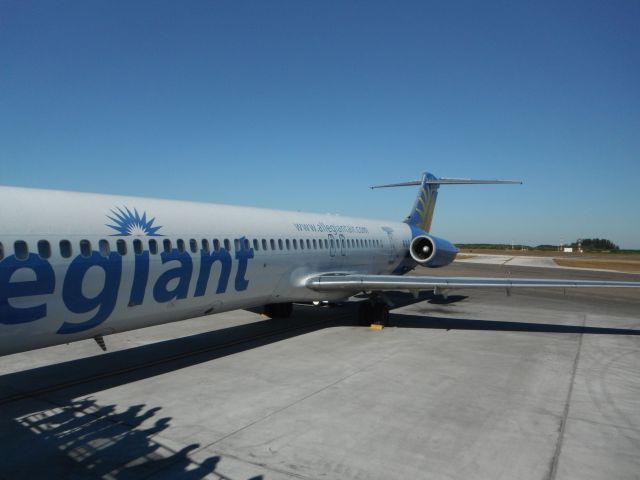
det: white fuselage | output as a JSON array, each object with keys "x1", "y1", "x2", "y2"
[{"x1": 0, "y1": 186, "x2": 412, "y2": 355}]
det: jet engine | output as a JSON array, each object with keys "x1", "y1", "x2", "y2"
[{"x1": 409, "y1": 234, "x2": 458, "y2": 268}]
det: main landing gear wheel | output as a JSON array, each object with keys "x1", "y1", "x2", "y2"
[
  {"x1": 263, "y1": 302, "x2": 293, "y2": 319},
  {"x1": 358, "y1": 301, "x2": 389, "y2": 326}
]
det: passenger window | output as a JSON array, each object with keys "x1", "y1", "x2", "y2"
[
  {"x1": 38, "y1": 240, "x2": 51, "y2": 259},
  {"x1": 133, "y1": 239, "x2": 143, "y2": 255},
  {"x1": 313, "y1": 239, "x2": 317, "y2": 249},
  {"x1": 80, "y1": 239, "x2": 91, "y2": 257},
  {"x1": 212, "y1": 239, "x2": 219, "y2": 252},
  {"x1": 117, "y1": 239, "x2": 128, "y2": 255},
  {"x1": 177, "y1": 239, "x2": 185, "y2": 253},
  {"x1": 0, "y1": 241, "x2": 3, "y2": 260},
  {"x1": 262, "y1": 239, "x2": 268, "y2": 250},
  {"x1": 163, "y1": 239, "x2": 172, "y2": 253},
  {"x1": 244, "y1": 238, "x2": 250, "y2": 250},
  {"x1": 202, "y1": 239, "x2": 210, "y2": 253},
  {"x1": 14, "y1": 240, "x2": 28, "y2": 260},
  {"x1": 330, "y1": 238, "x2": 335, "y2": 248},
  {"x1": 270, "y1": 239, "x2": 276, "y2": 250},
  {"x1": 99, "y1": 239, "x2": 110, "y2": 257},
  {"x1": 253, "y1": 239, "x2": 259, "y2": 251},
  {"x1": 286, "y1": 239, "x2": 291, "y2": 250},
  {"x1": 149, "y1": 239, "x2": 158, "y2": 254},
  {"x1": 234, "y1": 239, "x2": 240, "y2": 251},
  {"x1": 224, "y1": 239, "x2": 231, "y2": 251},
  {"x1": 299, "y1": 239, "x2": 304, "y2": 250},
  {"x1": 189, "y1": 239, "x2": 198, "y2": 253},
  {"x1": 278, "y1": 239, "x2": 283, "y2": 250}
]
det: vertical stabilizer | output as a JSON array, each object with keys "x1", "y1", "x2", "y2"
[{"x1": 407, "y1": 172, "x2": 439, "y2": 232}]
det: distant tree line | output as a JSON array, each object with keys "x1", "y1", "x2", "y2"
[
  {"x1": 457, "y1": 238, "x2": 622, "y2": 252},
  {"x1": 572, "y1": 238, "x2": 619, "y2": 251}
]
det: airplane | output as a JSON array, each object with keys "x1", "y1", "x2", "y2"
[{"x1": 1, "y1": 172, "x2": 639, "y2": 357}]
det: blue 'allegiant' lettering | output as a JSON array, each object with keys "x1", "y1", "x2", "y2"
[
  {"x1": 0, "y1": 237, "x2": 255, "y2": 333},
  {"x1": 0, "y1": 254, "x2": 55, "y2": 324},
  {"x1": 129, "y1": 251, "x2": 150, "y2": 306},
  {"x1": 234, "y1": 238, "x2": 254, "y2": 291},
  {"x1": 153, "y1": 249, "x2": 193, "y2": 303},
  {"x1": 195, "y1": 248, "x2": 231, "y2": 296},
  {"x1": 58, "y1": 252, "x2": 122, "y2": 334}
]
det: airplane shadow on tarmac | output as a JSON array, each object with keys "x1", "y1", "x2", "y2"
[
  {"x1": 382, "y1": 290, "x2": 640, "y2": 335},
  {"x1": 0, "y1": 291, "x2": 637, "y2": 479},
  {"x1": 2, "y1": 291, "x2": 637, "y2": 405}
]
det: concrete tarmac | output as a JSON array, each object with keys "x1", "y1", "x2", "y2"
[{"x1": 1, "y1": 263, "x2": 639, "y2": 480}]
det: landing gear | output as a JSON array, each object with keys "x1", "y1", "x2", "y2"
[
  {"x1": 263, "y1": 302, "x2": 293, "y2": 319},
  {"x1": 358, "y1": 300, "x2": 389, "y2": 326}
]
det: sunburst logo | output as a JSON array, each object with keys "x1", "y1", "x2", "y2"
[{"x1": 106, "y1": 207, "x2": 163, "y2": 236}]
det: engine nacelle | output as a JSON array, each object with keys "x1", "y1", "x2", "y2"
[{"x1": 409, "y1": 234, "x2": 458, "y2": 268}]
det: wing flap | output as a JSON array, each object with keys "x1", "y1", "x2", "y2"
[{"x1": 306, "y1": 274, "x2": 640, "y2": 292}]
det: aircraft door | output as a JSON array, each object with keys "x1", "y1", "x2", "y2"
[
  {"x1": 328, "y1": 234, "x2": 336, "y2": 257},
  {"x1": 385, "y1": 231, "x2": 397, "y2": 264}
]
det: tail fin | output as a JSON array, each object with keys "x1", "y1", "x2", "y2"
[{"x1": 371, "y1": 172, "x2": 522, "y2": 232}]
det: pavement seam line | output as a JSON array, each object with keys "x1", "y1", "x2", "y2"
[
  {"x1": 189, "y1": 369, "x2": 366, "y2": 479},
  {"x1": 548, "y1": 313, "x2": 586, "y2": 480},
  {"x1": 191, "y1": 339, "x2": 405, "y2": 477},
  {"x1": 201, "y1": 367, "x2": 366, "y2": 451}
]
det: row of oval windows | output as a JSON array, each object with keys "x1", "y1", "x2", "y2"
[{"x1": 0, "y1": 237, "x2": 384, "y2": 261}]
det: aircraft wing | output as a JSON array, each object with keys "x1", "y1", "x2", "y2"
[{"x1": 306, "y1": 274, "x2": 640, "y2": 292}]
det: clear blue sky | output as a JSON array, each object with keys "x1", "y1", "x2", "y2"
[{"x1": 1, "y1": 1, "x2": 638, "y2": 248}]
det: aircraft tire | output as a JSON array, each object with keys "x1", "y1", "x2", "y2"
[
  {"x1": 278, "y1": 302, "x2": 293, "y2": 318},
  {"x1": 358, "y1": 301, "x2": 374, "y2": 325},
  {"x1": 372, "y1": 302, "x2": 389, "y2": 326},
  {"x1": 264, "y1": 302, "x2": 293, "y2": 319}
]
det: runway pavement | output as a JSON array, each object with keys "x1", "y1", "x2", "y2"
[
  {"x1": 1, "y1": 263, "x2": 639, "y2": 480},
  {"x1": 456, "y1": 252, "x2": 640, "y2": 273}
]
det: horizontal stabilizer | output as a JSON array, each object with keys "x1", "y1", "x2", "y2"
[
  {"x1": 371, "y1": 178, "x2": 522, "y2": 189},
  {"x1": 372, "y1": 172, "x2": 522, "y2": 232}
]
